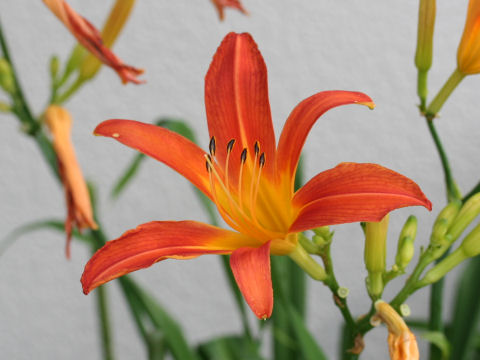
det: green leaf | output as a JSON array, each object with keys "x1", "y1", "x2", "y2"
[
  {"x1": 0, "y1": 219, "x2": 89, "y2": 257},
  {"x1": 271, "y1": 257, "x2": 327, "y2": 360},
  {"x1": 120, "y1": 276, "x2": 198, "y2": 360},
  {"x1": 422, "y1": 331, "x2": 450, "y2": 360},
  {"x1": 111, "y1": 153, "x2": 145, "y2": 199},
  {"x1": 197, "y1": 336, "x2": 264, "y2": 360},
  {"x1": 285, "y1": 303, "x2": 328, "y2": 360},
  {"x1": 448, "y1": 256, "x2": 480, "y2": 360}
]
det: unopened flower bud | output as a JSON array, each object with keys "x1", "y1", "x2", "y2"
[
  {"x1": 430, "y1": 201, "x2": 461, "y2": 254},
  {"x1": 0, "y1": 58, "x2": 16, "y2": 94},
  {"x1": 365, "y1": 215, "x2": 389, "y2": 298},
  {"x1": 79, "y1": 0, "x2": 136, "y2": 81},
  {"x1": 50, "y1": 55, "x2": 60, "y2": 80},
  {"x1": 415, "y1": 0, "x2": 436, "y2": 105},
  {"x1": 415, "y1": 0, "x2": 436, "y2": 72},
  {"x1": 0, "y1": 101, "x2": 11, "y2": 112},
  {"x1": 313, "y1": 226, "x2": 331, "y2": 239},
  {"x1": 457, "y1": 0, "x2": 480, "y2": 75},
  {"x1": 396, "y1": 216, "x2": 417, "y2": 270},
  {"x1": 447, "y1": 193, "x2": 480, "y2": 242},
  {"x1": 460, "y1": 223, "x2": 480, "y2": 258}
]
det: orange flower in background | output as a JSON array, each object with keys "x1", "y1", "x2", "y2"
[
  {"x1": 211, "y1": 0, "x2": 247, "y2": 20},
  {"x1": 81, "y1": 33, "x2": 431, "y2": 319},
  {"x1": 45, "y1": 106, "x2": 98, "y2": 258},
  {"x1": 457, "y1": 0, "x2": 480, "y2": 74},
  {"x1": 373, "y1": 301, "x2": 419, "y2": 360},
  {"x1": 42, "y1": 0, "x2": 144, "y2": 84}
]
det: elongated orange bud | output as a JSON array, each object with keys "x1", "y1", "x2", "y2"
[
  {"x1": 79, "y1": 0, "x2": 137, "y2": 81},
  {"x1": 45, "y1": 105, "x2": 98, "y2": 257},
  {"x1": 457, "y1": 0, "x2": 480, "y2": 74}
]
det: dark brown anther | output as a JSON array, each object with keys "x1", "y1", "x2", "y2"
[
  {"x1": 227, "y1": 139, "x2": 235, "y2": 153},
  {"x1": 209, "y1": 136, "x2": 216, "y2": 156},
  {"x1": 205, "y1": 160, "x2": 211, "y2": 172},
  {"x1": 240, "y1": 148, "x2": 248, "y2": 163},
  {"x1": 259, "y1": 153, "x2": 266, "y2": 167},
  {"x1": 205, "y1": 154, "x2": 212, "y2": 172},
  {"x1": 254, "y1": 141, "x2": 260, "y2": 155}
]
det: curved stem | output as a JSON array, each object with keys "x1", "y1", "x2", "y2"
[
  {"x1": 425, "y1": 118, "x2": 459, "y2": 202},
  {"x1": 319, "y1": 242, "x2": 359, "y2": 357}
]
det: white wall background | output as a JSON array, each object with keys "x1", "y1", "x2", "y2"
[{"x1": 0, "y1": 0, "x2": 479, "y2": 359}]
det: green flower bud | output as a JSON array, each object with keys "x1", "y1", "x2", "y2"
[
  {"x1": 395, "y1": 216, "x2": 417, "y2": 270},
  {"x1": 313, "y1": 226, "x2": 331, "y2": 239},
  {"x1": 460, "y1": 223, "x2": 480, "y2": 258},
  {"x1": 415, "y1": 0, "x2": 436, "y2": 106},
  {"x1": 364, "y1": 215, "x2": 389, "y2": 298},
  {"x1": 447, "y1": 193, "x2": 480, "y2": 242},
  {"x1": 50, "y1": 56, "x2": 60, "y2": 80},
  {"x1": 415, "y1": 0, "x2": 436, "y2": 72},
  {"x1": 0, "y1": 58, "x2": 16, "y2": 94},
  {"x1": 430, "y1": 200, "x2": 461, "y2": 243},
  {"x1": 0, "y1": 101, "x2": 11, "y2": 112}
]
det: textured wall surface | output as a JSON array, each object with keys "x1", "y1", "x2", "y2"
[{"x1": 0, "y1": 1, "x2": 478, "y2": 359}]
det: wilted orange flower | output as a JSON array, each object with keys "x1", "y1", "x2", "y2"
[
  {"x1": 42, "y1": 0, "x2": 144, "y2": 84},
  {"x1": 457, "y1": 0, "x2": 480, "y2": 74},
  {"x1": 374, "y1": 301, "x2": 419, "y2": 360},
  {"x1": 81, "y1": 33, "x2": 431, "y2": 319},
  {"x1": 45, "y1": 106, "x2": 98, "y2": 258},
  {"x1": 211, "y1": 0, "x2": 247, "y2": 20}
]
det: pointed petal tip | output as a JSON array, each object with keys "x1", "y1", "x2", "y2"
[{"x1": 358, "y1": 101, "x2": 376, "y2": 110}]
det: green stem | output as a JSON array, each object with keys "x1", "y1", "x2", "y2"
[
  {"x1": 319, "y1": 242, "x2": 358, "y2": 357},
  {"x1": 53, "y1": 76, "x2": 85, "y2": 105},
  {"x1": 418, "y1": 70, "x2": 428, "y2": 111},
  {"x1": 426, "y1": 119, "x2": 459, "y2": 202},
  {"x1": 95, "y1": 281, "x2": 115, "y2": 360},
  {"x1": 390, "y1": 254, "x2": 431, "y2": 309},
  {"x1": 428, "y1": 264, "x2": 445, "y2": 359},
  {"x1": 0, "y1": 19, "x2": 39, "y2": 134},
  {"x1": 426, "y1": 68, "x2": 465, "y2": 117},
  {"x1": 463, "y1": 181, "x2": 480, "y2": 203},
  {"x1": 90, "y1": 229, "x2": 115, "y2": 360}
]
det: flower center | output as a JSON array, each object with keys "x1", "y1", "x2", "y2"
[{"x1": 205, "y1": 136, "x2": 285, "y2": 241}]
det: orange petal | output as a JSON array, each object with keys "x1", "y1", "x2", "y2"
[
  {"x1": 290, "y1": 163, "x2": 431, "y2": 232},
  {"x1": 205, "y1": 32, "x2": 276, "y2": 180},
  {"x1": 94, "y1": 119, "x2": 213, "y2": 199},
  {"x1": 277, "y1": 91, "x2": 374, "y2": 187},
  {"x1": 42, "y1": 0, "x2": 144, "y2": 84},
  {"x1": 81, "y1": 221, "x2": 258, "y2": 294},
  {"x1": 230, "y1": 241, "x2": 273, "y2": 319},
  {"x1": 211, "y1": 0, "x2": 247, "y2": 20}
]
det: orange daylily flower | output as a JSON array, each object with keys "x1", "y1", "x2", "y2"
[
  {"x1": 45, "y1": 106, "x2": 98, "y2": 258},
  {"x1": 81, "y1": 33, "x2": 431, "y2": 319},
  {"x1": 373, "y1": 301, "x2": 419, "y2": 360},
  {"x1": 457, "y1": 0, "x2": 480, "y2": 74},
  {"x1": 211, "y1": 0, "x2": 247, "y2": 20},
  {"x1": 42, "y1": 0, "x2": 144, "y2": 84}
]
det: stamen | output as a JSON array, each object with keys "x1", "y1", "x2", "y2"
[
  {"x1": 259, "y1": 153, "x2": 266, "y2": 167},
  {"x1": 227, "y1": 139, "x2": 235, "y2": 153},
  {"x1": 254, "y1": 141, "x2": 260, "y2": 156},
  {"x1": 238, "y1": 148, "x2": 247, "y2": 209},
  {"x1": 240, "y1": 148, "x2": 248, "y2": 163},
  {"x1": 206, "y1": 157, "x2": 242, "y2": 231},
  {"x1": 225, "y1": 140, "x2": 235, "y2": 191},
  {"x1": 209, "y1": 136, "x2": 216, "y2": 156},
  {"x1": 251, "y1": 153, "x2": 265, "y2": 221}
]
